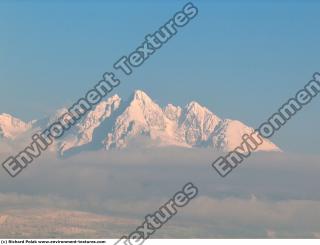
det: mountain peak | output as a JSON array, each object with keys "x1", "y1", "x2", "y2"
[
  {"x1": 0, "y1": 113, "x2": 26, "y2": 124},
  {"x1": 128, "y1": 90, "x2": 158, "y2": 112},
  {"x1": 0, "y1": 113, "x2": 30, "y2": 139},
  {"x1": 132, "y1": 90, "x2": 150, "y2": 101},
  {"x1": 108, "y1": 94, "x2": 121, "y2": 102},
  {"x1": 184, "y1": 101, "x2": 217, "y2": 121},
  {"x1": 0, "y1": 89, "x2": 281, "y2": 154},
  {"x1": 186, "y1": 101, "x2": 207, "y2": 112},
  {"x1": 188, "y1": 101, "x2": 201, "y2": 107},
  {"x1": 211, "y1": 118, "x2": 281, "y2": 152},
  {"x1": 0, "y1": 113, "x2": 17, "y2": 120}
]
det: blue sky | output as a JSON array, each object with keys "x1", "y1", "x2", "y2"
[{"x1": 0, "y1": 0, "x2": 319, "y2": 153}]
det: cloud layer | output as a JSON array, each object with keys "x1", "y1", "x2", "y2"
[{"x1": 0, "y1": 148, "x2": 320, "y2": 238}]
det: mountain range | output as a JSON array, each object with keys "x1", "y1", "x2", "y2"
[{"x1": 0, "y1": 90, "x2": 280, "y2": 156}]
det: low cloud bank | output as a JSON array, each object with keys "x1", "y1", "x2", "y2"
[{"x1": 0, "y1": 148, "x2": 319, "y2": 237}]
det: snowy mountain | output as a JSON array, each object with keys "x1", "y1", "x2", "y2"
[
  {"x1": 58, "y1": 95, "x2": 121, "y2": 155},
  {"x1": 104, "y1": 90, "x2": 189, "y2": 150},
  {"x1": 0, "y1": 90, "x2": 281, "y2": 155},
  {"x1": 0, "y1": 113, "x2": 31, "y2": 140},
  {"x1": 208, "y1": 119, "x2": 279, "y2": 152}
]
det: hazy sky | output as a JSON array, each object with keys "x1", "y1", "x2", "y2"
[{"x1": 0, "y1": 0, "x2": 319, "y2": 153}]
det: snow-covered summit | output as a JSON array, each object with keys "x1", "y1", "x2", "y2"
[
  {"x1": 0, "y1": 90, "x2": 281, "y2": 155},
  {"x1": 0, "y1": 113, "x2": 31, "y2": 139}
]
